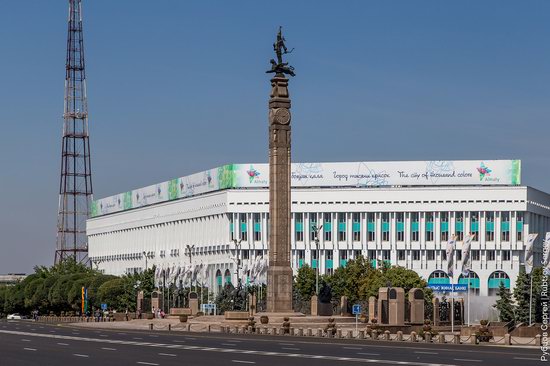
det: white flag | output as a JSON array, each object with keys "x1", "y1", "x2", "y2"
[
  {"x1": 543, "y1": 232, "x2": 550, "y2": 276},
  {"x1": 525, "y1": 233, "x2": 538, "y2": 274},
  {"x1": 461, "y1": 233, "x2": 475, "y2": 276},
  {"x1": 446, "y1": 235, "x2": 456, "y2": 277}
]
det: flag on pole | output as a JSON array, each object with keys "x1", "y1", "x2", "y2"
[
  {"x1": 525, "y1": 233, "x2": 539, "y2": 274},
  {"x1": 461, "y1": 233, "x2": 475, "y2": 276},
  {"x1": 543, "y1": 232, "x2": 550, "y2": 276},
  {"x1": 446, "y1": 235, "x2": 456, "y2": 277}
]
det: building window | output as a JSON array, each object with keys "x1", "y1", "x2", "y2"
[
  {"x1": 396, "y1": 212, "x2": 404, "y2": 242},
  {"x1": 229, "y1": 215, "x2": 235, "y2": 241},
  {"x1": 411, "y1": 212, "x2": 419, "y2": 242},
  {"x1": 338, "y1": 213, "x2": 346, "y2": 241},
  {"x1": 427, "y1": 250, "x2": 435, "y2": 261},
  {"x1": 354, "y1": 250, "x2": 362, "y2": 259},
  {"x1": 239, "y1": 213, "x2": 247, "y2": 241},
  {"x1": 516, "y1": 212, "x2": 524, "y2": 241},
  {"x1": 382, "y1": 213, "x2": 390, "y2": 241},
  {"x1": 367, "y1": 213, "x2": 375, "y2": 241},
  {"x1": 470, "y1": 212, "x2": 479, "y2": 238},
  {"x1": 309, "y1": 213, "x2": 318, "y2": 241},
  {"x1": 352, "y1": 213, "x2": 361, "y2": 241},
  {"x1": 412, "y1": 250, "x2": 420, "y2": 261},
  {"x1": 456, "y1": 250, "x2": 462, "y2": 262},
  {"x1": 486, "y1": 212, "x2": 495, "y2": 242},
  {"x1": 242, "y1": 250, "x2": 250, "y2": 259},
  {"x1": 472, "y1": 250, "x2": 480, "y2": 261},
  {"x1": 382, "y1": 250, "x2": 390, "y2": 260},
  {"x1": 441, "y1": 212, "x2": 449, "y2": 241},
  {"x1": 339, "y1": 250, "x2": 348, "y2": 267},
  {"x1": 487, "y1": 250, "x2": 495, "y2": 261},
  {"x1": 368, "y1": 250, "x2": 376, "y2": 260},
  {"x1": 426, "y1": 212, "x2": 434, "y2": 242},
  {"x1": 254, "y1": 213, "x2": 262, "y2": 241},
  {"x1": 295, "y1": 213, "x2": 303, "y2": 242},
  {"x1": 455, "y1": 212, "x2": 464, "y2": 241},
  {"x1": 502, "y1": 250, "x2": 510, "y2": 261},
  {"x1": 323, "y1": 213, "x2": 332, "y2": 241},
  {"x1": 398, "y1": 250, "x2": 406, "y2": 260},
  {"x1": 501, "y1": 212, "x2": 510, "y2": 241},
  {"x1": 441, "y1": 250, "x2": 447, "y2": 261}
]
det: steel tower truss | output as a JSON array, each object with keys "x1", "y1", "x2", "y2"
[{"x1": 55, "y1": 0, "x2": 93, "y2": 264}]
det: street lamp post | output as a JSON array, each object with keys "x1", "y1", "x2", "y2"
[
  {"x1": 232, "y1": 239, "x2": 243, "y2": 288},
  {"x1": 311, "y1": 224, "x2": 323, "y2": 295},
  {"x1": 185, "y1": 245, "x2": 195, "y2": 291}
]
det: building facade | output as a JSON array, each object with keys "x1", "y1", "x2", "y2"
[{"x1": 87, "y1": 160, "x2": 550, "y2": 303}]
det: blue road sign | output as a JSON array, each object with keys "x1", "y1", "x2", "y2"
[
  {"x1": 352, "y1": 304, "x2": 361, "y2": 315},
  {"x1": 101, "y1": 303, "x2": 108, "y2": 310},
  {"x1": 428, "y1": 284, "x2": 468, "y2": 292}
]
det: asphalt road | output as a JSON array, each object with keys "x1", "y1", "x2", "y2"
[{"x1": 0, "y1": 320, "x2": 542, "y2": 366}]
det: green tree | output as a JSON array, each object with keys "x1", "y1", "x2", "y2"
[
  {"x1": 513, "y1": 268, "x2": 531, "y2": 323},
  {"x1": 294, "y1": 265, "x2": 316, "y2": 301},
  {"x1": 494, "y1": 282, "x2": 515, "y2": 322},
  {"x1": 531, "y1": 268, "x2": 545, "y2": 323},
  {"x1": 326, "y1": 255, "x2": 374, "y2": 305}
]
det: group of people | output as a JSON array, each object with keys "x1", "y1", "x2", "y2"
[{"x1": 151, "y1": 307, "x2": 166, "y2": 319}]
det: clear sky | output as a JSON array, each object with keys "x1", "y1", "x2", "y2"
[{"x1": 0, "y1": 0, "x2": 548, "y2": 273}]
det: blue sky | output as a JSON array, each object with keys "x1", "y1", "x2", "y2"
[{"x1": 0, "y1": 0, "x2": 548, "y2": 273}]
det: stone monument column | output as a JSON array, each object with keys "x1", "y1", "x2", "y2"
[{"x1": 266, "y1": 27, "x2": 295, "y2": 313}]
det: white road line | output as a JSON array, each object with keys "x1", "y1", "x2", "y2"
[
  {"x1": 137, "y1": 362, "x2": 159, "y2": 366},
  {"x1": 23, "y1": 348, "x2": 37, "y2": 351},
  {"x1": 99, "y1": 334, "x2": 108, "y2": 337},
  {"x1": 357, "y1": 352, "x2": 381, "y2": 356},
  {"x1": 158, "y1": 353, "x2": 177, "y2": 357},
  {"x1": 514, "y1": 357, "x2": 539, "y2": 361},
  {"x1": 21, "y1": 339, "x2": 31, "y2": 342},
  {"x1": 1, "y1": 329, "x2": 459, "y2": 366},
  {"x1": 173, "y1": 340, "x2": 186, "y2": 343},
  {"x1": 185, "y1": 337, "x2": 196, "y2": 340},
  {"x1": 454, "y1": 359, "x2": 481, "y2": 362},
  {"x1": 133, "y1": 337, "x2": 143, "y2": 340},
  {"x1": 57, "y1": 343, "x2": 69, "y2": 346},
  {"x1": 232, "y1": 361, "x2": 256, "y2": 364},
  {"x1": 102, "y1": 347, "x2": 117, "y2": 351},
  {"x1": 343, "y1": 347, "x2": 362, "y2": 350},
  {"x1": 282, "y1": 347, "x2": 300, "y2": 351},
  {"x1": 415, "y1": 351, "x2": 439, "y2": 355},
  {"x1": 73, "y1": 354, "x2": 89, "y2": 358}
]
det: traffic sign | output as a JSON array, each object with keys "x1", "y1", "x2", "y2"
[
  {"x1": 101, "y1": 303, "x2": 108, "y2": 310},
  {"x1": 428, "y1": 284, "x2": 468, "y2": 292},
  {"x1": 352, "y1": 304, "x2": 361, "y2": 315}
]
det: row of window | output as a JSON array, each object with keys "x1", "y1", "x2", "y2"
[
  {"x1": 291, "y1": 249, "x2": 513, "y2": 263},
  {"x1": 230, "y1": 212, "x2": 525, "y2": 243}
]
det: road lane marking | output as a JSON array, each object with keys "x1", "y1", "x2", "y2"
[
  {"x1": 232, "y1": 361, "x2": 256, "y2": 364},
  {"x1": 137, "y1": 362, "x2": 159, "y2": 366},
  {"x1": 173, "y1": 340, "x2": 186, "y2": 343},
  {"x1": 73, "y1": 354, "x2": 89, "y2": 358},
  {"x1": 159, "y1": 353, "x2": 177, "y2": 357},
  {"x1": 57, "y1": 343, "x2": 69, "y2": 346},
  {"x1": 1, "y1": 329, "x2": 460, "y2": 366},
  {"x1": 133, "y1": 337, "x2": 143, "y2": 340},
  {"x1": 282, "y1": 347, "x2": 300, "y2": 351},
  {"x1": 21, "y1": 339, "x2": 31, "y2": 342},
  {"x1": 343, "y1": 347, "x2": 362, "y2": 350},
  {"x1": 415, "y1": 351, "x2": 439, "y2": 355},
  {"x1": 117, "y1": 332, "x2": 126, "y2": 335},
  {"x1": 454, "y1": 359, "x2": 481, "y2": 362},
  {"x1": 357, "y1": 352, "x2": 381, "y2": 356},
  {"x1": 185, "y1": 337, "x2": 196, "y2": 340},
  {"x1": 23, "y1": 348, "x2": 37, "y2": 351},
  {"x1": 102, "y1": 347, "x2": 117, "y2": 351},
  {"x1": 99, "y1": 334, "x2": 108, "y2": 337},
  {"x1": 514, "y1": 357, "x2": 539, "y2": 361},
  {"x1": 149, "y1": 335, "x2": 159, "y2": 338}
]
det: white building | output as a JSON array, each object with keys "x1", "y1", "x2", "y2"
[{"x1": 87, "y1": 160, "x2": 550, "y2": 305}]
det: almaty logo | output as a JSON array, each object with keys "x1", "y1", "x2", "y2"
[
  {"x1": 477, "y1": 162, "x2": 492, "y2": 181},
  {"x1": 246, "y1": 165, "x2": 260, "y2": 183}
]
